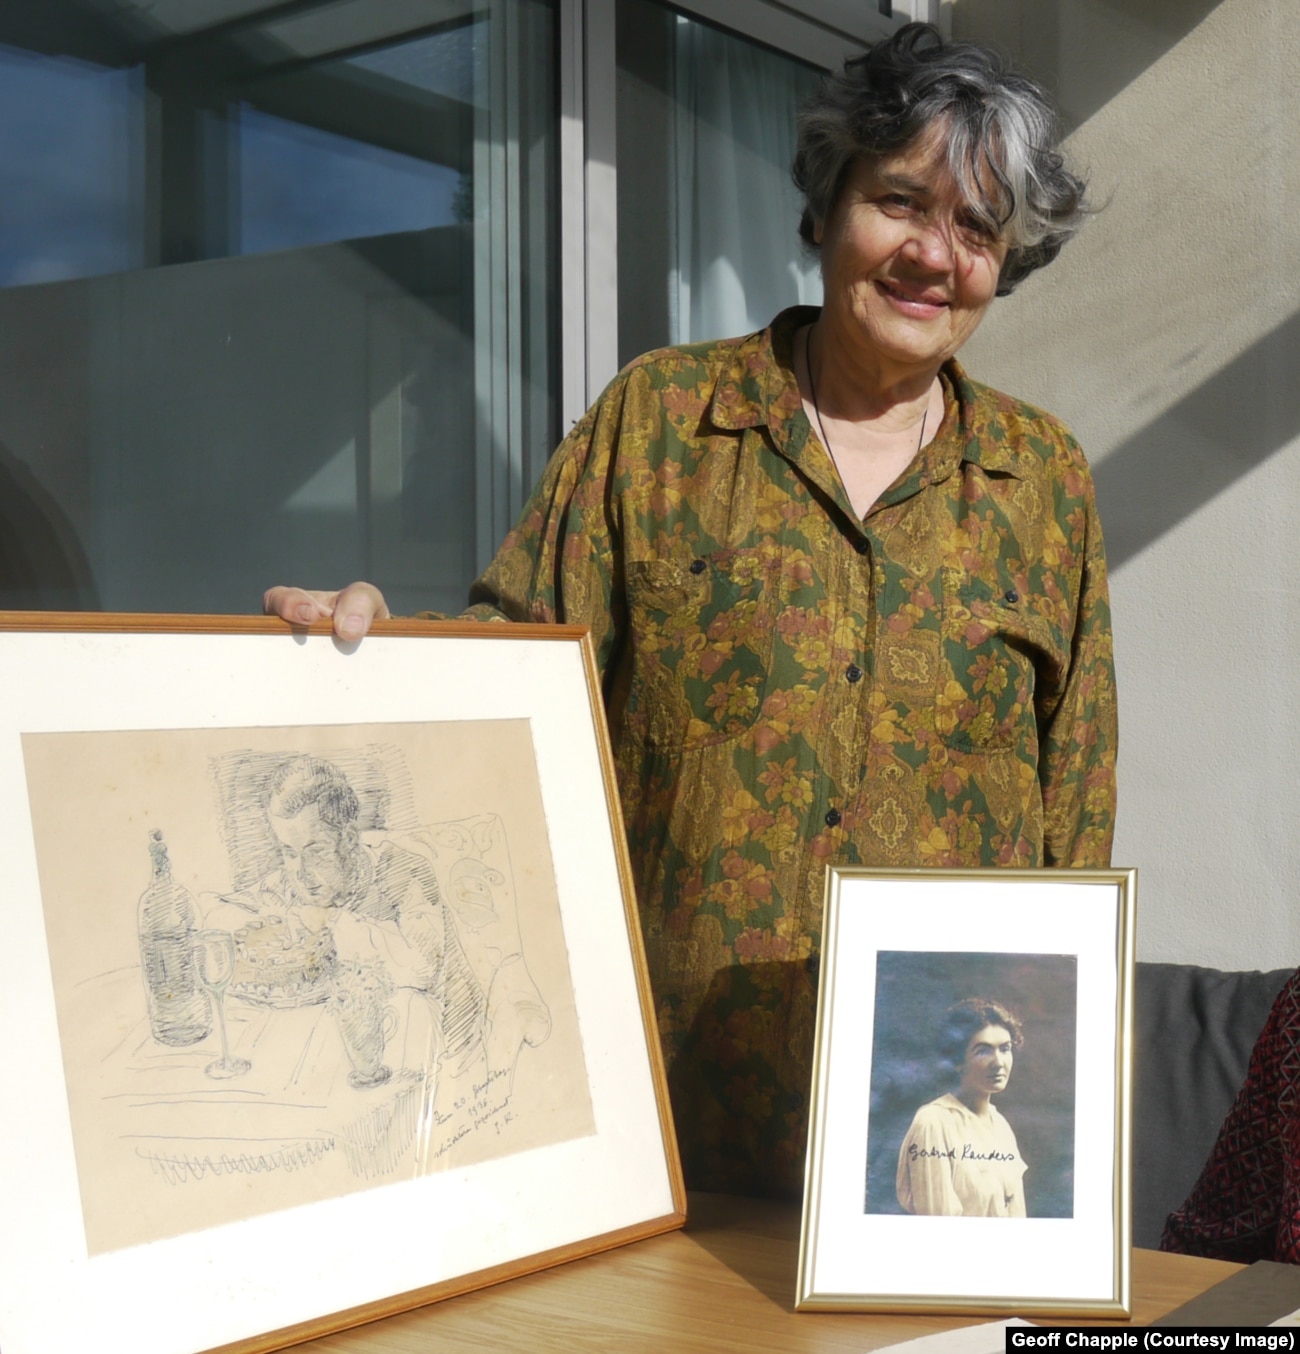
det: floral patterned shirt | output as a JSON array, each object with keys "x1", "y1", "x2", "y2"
[{"x1": 453, "y1": 306, "x2": 1117, "y2": 1197}]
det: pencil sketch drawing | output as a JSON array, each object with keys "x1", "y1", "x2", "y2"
[{"x1": 23, "y1": 721, "x2": 594, "y2": 1255}]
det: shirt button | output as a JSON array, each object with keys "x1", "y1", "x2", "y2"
[
  {"x1": 689, "y1": 558, "x2": 706, "y2": 575},
  {"x1": 1004, "y1": 588, "x2": 1019, "y2": 604},
  {"x1": 824, "y1": 808, "x2": 842, "y2": 828},
  {"x1": 854, "y1": 538, "x2": 869, "y2": 555},
  {"x1": 846, "y1": 664, "x2": 863, "y2": 683}
]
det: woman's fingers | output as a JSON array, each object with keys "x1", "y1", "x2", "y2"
[
  {"x1": 262, "y1": 582, "x2": 390, "y2": 639},
  {"x1": 331, "y1": 582, "x2": 391, "y2": 639},
  {"x1": 263, "y1": 586, "x2": 339, "y2": 626}
]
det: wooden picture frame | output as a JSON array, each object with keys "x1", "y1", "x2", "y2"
[
  {"x1": 796, "y1": 866, "x2": 1136, "y2": 1316},
  {"x1": 0, "y1": 613, "x2": 685, "y2": 1354}
]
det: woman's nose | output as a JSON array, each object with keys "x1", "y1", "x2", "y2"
[{"x1": 903, "y1": 217, "x2": 955, "y2": 272}]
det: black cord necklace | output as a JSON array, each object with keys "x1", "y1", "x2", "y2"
[{"x1": 804, "y1": 326, "x2": 929, "y2": 464}]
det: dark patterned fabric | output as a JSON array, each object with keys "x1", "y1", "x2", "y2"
[{"x1": 1162, "y1": 968, "x2": 1300, "y2": 1262}]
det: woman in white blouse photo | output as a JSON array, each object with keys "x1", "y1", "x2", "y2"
[{"x1": 895, "y1": 997, "x2": 1028, "y2": 1218}]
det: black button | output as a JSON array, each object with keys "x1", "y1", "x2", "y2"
[
  {"x1": 846, "y1": 664, "x2": 863, "y2": 683},
  {"x1": 689, "y1": 558, "x2": 706, "y2": 575},
  {"x1": 854, "y1": 538, "x2": 869, "y2": 554},
  {"x1": 824, "y1": 808, "x2": 842, "y2": 828},
  {"x1": 807, "y1": 954, "x2": 820, "y2": 977},
  {"x1": 1004, "y1": 588, "x2": 1019, "y2": 604}
]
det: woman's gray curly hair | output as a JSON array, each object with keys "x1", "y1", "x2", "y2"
[{"x1": 791, "y1": 22, "x2": 1088, "y2": 295}]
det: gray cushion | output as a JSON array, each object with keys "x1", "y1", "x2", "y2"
[{"x1": 1132, "y1": 961, "x2": 1293, "y2": 1249}]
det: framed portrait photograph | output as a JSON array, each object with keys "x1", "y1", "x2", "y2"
[
  {"x1": 796, "y1": 866, "x2": 1136, "y2": 1316},
  {"x1": 0, "y1": 613, "x2": 685, "y2": 1354}
]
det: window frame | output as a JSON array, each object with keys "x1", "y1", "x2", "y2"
[{"x1": 561, "y1": 0, "x2": 946, "y2": 418}]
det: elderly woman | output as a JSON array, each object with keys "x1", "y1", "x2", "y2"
[
  {"x1": 265, "y1": 23, "x2": 1116, "y2": 1198},
  {"x1": 896, "y1": 998, "x2": 1028, "y2": 1217}
]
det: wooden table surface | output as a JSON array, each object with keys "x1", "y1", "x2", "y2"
[{"x1": 274, "y1": 1193, "x2": 1243, "y2": 1353}]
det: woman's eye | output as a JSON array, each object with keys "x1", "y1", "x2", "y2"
[
  {"x1": 881, "y1": 193, "x2": 915, "y2": 211},
  {"x1": 957, "y1": 213, "x2": 998, "y2": 244}
]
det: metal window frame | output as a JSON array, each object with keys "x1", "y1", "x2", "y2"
[
  {"x1": 558, "y1": 0, "x2": 618, "y2": 431},
  {"x1": 557, "y1": 0, "x2": 948, "y2": 423}
]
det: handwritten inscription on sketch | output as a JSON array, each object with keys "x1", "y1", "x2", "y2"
[{"x1": 23, "y1": 719, "x2": 594, "y2": 1255}]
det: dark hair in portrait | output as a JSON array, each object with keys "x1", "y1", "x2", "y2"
[
  {"x1": 937, "y1": 995, "x2": 1025, "y2": 1069},
  {"x1": 866, "y1": 951, "x2": 1077, "y2": 1218}
]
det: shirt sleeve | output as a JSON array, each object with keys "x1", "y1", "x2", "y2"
[
  {"x1": 1007, "y1": 1163, "x2": 1028, "y2": 1218},
  {"x1": 448, "y1": 380, "x2": 629, "y2": 680},
  {"x1": 1160, "y1": 969, "x2": 1300, "y2": 1262},
  {"x1": 897, "y1": 1106, "x2": 964, "y2": 1216},
  {"x1": 1037, "y1": 447, "x2": 1119, "y2": 868},
  {"x1": 333, "y1": 884, "x2": 441, "y2": 989}
]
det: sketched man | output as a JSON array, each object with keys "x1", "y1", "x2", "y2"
[{"x1": 262, "y1": 755, "x2": 549, "y2": 1078}]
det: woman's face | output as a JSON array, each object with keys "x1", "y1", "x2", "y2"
[
  {"x1": 958, "y1": 1023, "x2": 1015, "y2": 1099},
  {"x1": 814, "y1": 125, "x2": 1009, "y2": 380}
]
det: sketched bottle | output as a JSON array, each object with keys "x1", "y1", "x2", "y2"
[{"x1": 138, "y1": 829, "x2": 211, "y2": 1046}]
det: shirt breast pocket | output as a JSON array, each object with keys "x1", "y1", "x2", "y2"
[
  {"x1": 938, "y1": 573, "x2": 1065, "y2": 754},
  {"x1": 625, "y1": 550, "x2": 781, "y2": 752}
]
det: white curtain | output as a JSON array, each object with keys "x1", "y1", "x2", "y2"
[{"x1": 670, "y1": 15, "x2": 823, "y2": 345}]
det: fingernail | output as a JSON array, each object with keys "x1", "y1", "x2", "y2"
[
  {"x1": 295, "y1": 605, "x2": 314, "y2": 623},
  {"x1": 340, "y1": 615, "x2": 363, "y2": 639}
]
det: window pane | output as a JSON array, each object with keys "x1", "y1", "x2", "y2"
[
  {"x1": 0, "y1": 2, "x2": 555, "y2": 616},
  {"x1": 616, "y1": 0, "x2": 823, "y2": 365},
  {"x1": 236, "y1": 105, "x2": 463, "y2": 256},
  {"x1": 0, "y1": 44, "x2": 145, "y2": 287}
]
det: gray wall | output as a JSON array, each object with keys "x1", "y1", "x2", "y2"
[{"x1": 957, "y1": 0, "x2": 1300, "y2": 969}]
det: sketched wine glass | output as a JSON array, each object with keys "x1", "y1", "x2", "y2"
[{"x1": 192, "y1": 929, "x2": 251, "y2": 1079}]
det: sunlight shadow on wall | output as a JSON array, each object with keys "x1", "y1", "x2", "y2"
[
  {"x1": 957, "y1": 0, "x2": 1227, "y2": 134},
  {"x1": 1093, "y1": 309, "x2": 1300, "y2": 569}
]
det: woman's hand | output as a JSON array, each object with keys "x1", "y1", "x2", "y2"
[{"x1": 262, "y1": 582, "x2": 391, "y2": 641}]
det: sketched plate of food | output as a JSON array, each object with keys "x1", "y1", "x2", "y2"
[{"x1": 225, "y1": 913, "x2": 337, "y2": 1008}]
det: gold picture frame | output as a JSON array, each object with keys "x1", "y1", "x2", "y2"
[
  {"x1": 0, "y1": 613, "x2": 684, "y2": 1354},
  {"x1": 796, "y1": 866, "x2": 1136, "y2": 1316}
]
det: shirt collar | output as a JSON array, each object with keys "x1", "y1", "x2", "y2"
[
  {"x1": 704, "y1": 306, "x2": 812, "y2": 440},
  {"x1": 705, "y1": 306, "x2": 1029, "y2": 484}
]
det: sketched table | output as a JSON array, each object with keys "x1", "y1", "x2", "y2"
[{"x1": 81, "y1": 965, "x2": 432, "y2": 1187}]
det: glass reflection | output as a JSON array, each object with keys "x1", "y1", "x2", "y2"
[
  {"x1": 0, "y1": 1, "x2": 556, "y2": 617},
  {"x1": 0, "y1": 43, "x2": 145, "y2": 287}
]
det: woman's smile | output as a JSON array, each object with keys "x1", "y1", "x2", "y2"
[{"x1": 875, "y1": 277, "x2": 950, "y2": 318}]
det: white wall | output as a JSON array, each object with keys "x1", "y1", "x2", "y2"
[{"x1": 956, "y1": 0, "x2": 1300, "y2": 970}]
